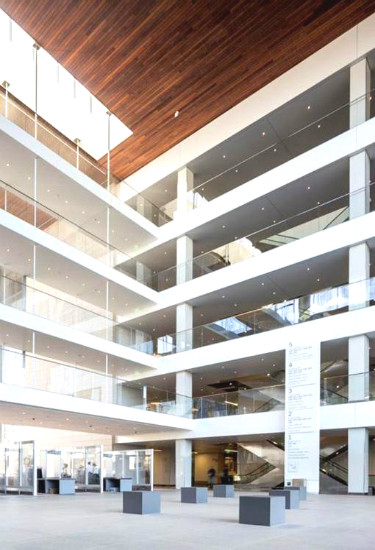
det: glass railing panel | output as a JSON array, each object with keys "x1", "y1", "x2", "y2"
[
  {"x1": 0, "y1": 86, "x2": 168, "y2": 228},
  {"x1": 188, "y1": 90, "x2": 374, "y2": 211},
  {"x1": 0, "y1": 274, "x2": 156, "y2": 353},
  {"x1": 0, "y1": 348, "x2": 192, "y2": 417},
  {"x1": 155, "y1": 278, "x2": 375, "y2": 356},
  {"x1": 321, "y1": 371, "x2": 375, "y2": 405},
  {"x1": 0, "y1": 179, "x2": 130, "y2": 269},
  {"x1": 147, "y1": 182, "x2": 374, "y2": 292}
]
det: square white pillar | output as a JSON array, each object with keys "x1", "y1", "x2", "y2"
[
  {"x1": 177, "y1": 236, "x2": 193, "y2": 284},
  {"x1": 348, "y1": 428, "x2": 369, "y2": 494},
  {"x1": 348, "y1": 334, "x2": 369, "y2": 401},
  {"x1": 176, "y1": 167, "x2": 194, "y2": 216},
  {"x1": 350, "y1": 58, "x2": 370, "y2": 128},
  {"x1": 175, "y1": 439, "x2": 192, "y2": 489}
]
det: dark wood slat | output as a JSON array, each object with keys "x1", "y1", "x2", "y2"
[{"x1": 1, "y1": 0, "x2": 375, "y2": 179}]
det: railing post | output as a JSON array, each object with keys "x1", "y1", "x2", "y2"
[
  {"x1": 74, "y1": 138, "x2": 81, "y2": 170},
  {"x1": 33, "y1": 44, "x2": 40, "y2": 139},
  {"x1": 106, "y1": 111, "x2": 111, "y2": 191},
  {"x1": 2, "y1": 81, "x2": 10, "y2": 118}
]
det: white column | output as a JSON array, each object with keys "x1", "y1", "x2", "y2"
[
  {"x1": 348, "y1": 335, "x2": 370, "y2": 402},
  {"x1": 348, "y1": 429, "x2": 369, "y2": 494},
  {"x1": 136, "y1": 261, "x2": 152, "y2": 285},
  {"x1": 174, "y1": 169, "x2": 194, "y2": 488},
  {"x1": 175, "y1": 439, "x2": 192, "y2": 489},
  {"x1": 348, "y1": 58, "x2": 370, "y2": 494},
  {"x1": 349, "y1": 58, "x2": 370, "y2": 128},
  {"x1": 176, "y1": 167, "x2": 194, "y2": 216}
]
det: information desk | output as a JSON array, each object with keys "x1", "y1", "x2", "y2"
[
  {"x1": 103, "y1": 477, "x2": 132, "y2": 492},
  {"x1": 38, "y1": 478, "x2": 76, "y2": 495}
]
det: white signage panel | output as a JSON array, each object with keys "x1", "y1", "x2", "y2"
[{"x1": 285, "y1": 340, "x2": 320, "y2": 493}]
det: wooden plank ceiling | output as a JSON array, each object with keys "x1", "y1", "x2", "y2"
[{"x1": 1, "y1": 0, "x2": 375, "y2": 179}]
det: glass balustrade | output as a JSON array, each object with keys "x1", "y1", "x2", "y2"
[
  {"x1": 1, "y1": 349, "x2": 374, "y2": 419},
  {"x1": 0, "y1": 178, "x2": 132, "y2": 269},
  {"x1": 0, "y1": 348, "x2": 192, "y2": 418},
  {"x1": 1, "y1": 85, "x2": 373, "y2": 228},
  {"x1": 184, "y1": 90, "x2": 375, "y2": 213},
  {"x1": 0, "y1": 86, "x2": 169, "y2": 227},
  {"x1": 0, "y1": 274, "x2": 147, "y2": 351},
  {"x1": 136, "y1": 277, "x2": 375, "y2": 355},
  {"x1": 143, "y1": 182, "x2": 374, "y2": 291}
]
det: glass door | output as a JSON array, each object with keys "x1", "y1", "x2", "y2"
[
  {"x1": 5, "y1": 445, "x2": 20, "y2": 493},
  {"x1": 20, "y1": 441, "x2": 34, "y2": 494},
  {"x1": 85, "y1": 446, "x2": 101, "y2": 491}
]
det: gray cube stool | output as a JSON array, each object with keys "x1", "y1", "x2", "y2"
[
  {"x1": 287, "y1": 486, "x2": 307, "y2": 500},
  {"x1": 181, "y1": 487, "x2": 208, "y2": 503},
  {"x1": 239, "y1": 495, "x2": 285, "y2": 526},
  {"x1": 213, "y1": 484, "x2": 234, "y2": 498},
  {"x1": 269, "y1": 489, "x2": 300, "y2": 509},
  {"x1": 123, "y1": 491, "x2": 160, "y2": 514}
]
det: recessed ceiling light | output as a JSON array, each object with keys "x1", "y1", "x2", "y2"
[
  {"x1": 317, "y1": 124, "x2": 321, "y2": 129},
  {"x1": 317, "y1": 278, "x2": 320, "y2": 282},
  {"x1": 307, "y1": 267, "x2": 310, "y2": 271},
  {"x1": 273, "y1": 148, "x2": 277, "y2": 152},
  {"x1": 222, "y1": 155, "x2": 226, "y2": 159},
  {"x1": 235, "y1": 169, "x2": 238, "y2": 173},
  {"x1": 47, "y1": 189, "x2": 50, "y2": 192},
  {"x1": 6, "y1": 163, "x2": 10, "y2": 167},
  {"x1": 307, "y1": 105, "x2": 311, "y2": 110},
  {"x1": 262, "y1": 132, "x2": 266, "y2": 136},
  {"x1": 27, "y1": 176, "x2": 31, "y2": 180},
  {"x1": 307, "y1": 186, "x2": 311, "y2": 190},
  {"x1": 47, "y1": 267, "x2": 51, "y2": 271},
  {"x1": 222, "y1": 225, "x2": 226, "y2": 229},
  {"x1": 261, "y1": 207, "x2": 265, "y2": 211},
  {"x1": 6, "y1": 248, "x2": 10, "y2": 252},
  {"x1": 261, "y1": 282, "x2": 265, "y2": 286},
  {"x1": 234, "y1": 303, "x2": 237, "y2": 307},
  {"x1": 65, "y1": 200, "x2": 68, "y2": 204},
  {"x1": 221, "y1": 295, "x2": 225, "y2": 299},
  {"x1": 82, "y1": 211, "x2": 85, "y2": 214},
  {"x1": 174, "y1": 110, "x2": 179, "y2": 118}
]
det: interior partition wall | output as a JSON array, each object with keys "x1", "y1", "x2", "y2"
[
  {"x1": 103, "y1": 449, "x2": 154, "y2": 491},
  {"x1": 39, "y1": 445, "x2": 103, "y2": 493},
  {"x1": 0, "y1": 440, "x2": 36, "y2": 495}
]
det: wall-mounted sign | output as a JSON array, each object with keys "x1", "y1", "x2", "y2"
[{"x1": 285, "y1": 339, "x2": 320, "y2": 494}]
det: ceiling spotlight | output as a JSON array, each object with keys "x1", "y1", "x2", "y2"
[
  {"x1": 307, "y1": 105, "x2": 311, "y2": 110},
  {"x1": 262, "y1": 132, "x2": 266, "y2": 136},
  {"x1": 222, "y1": 155, "x2": 226, "y2": 159},
  {"x1": 174, "y1": 110, "x2": 179, "y2": 118}
]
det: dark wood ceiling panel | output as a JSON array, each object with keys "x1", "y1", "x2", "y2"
[{"x1": 1, "y1": 0, "x2": 375, "y2": 179}]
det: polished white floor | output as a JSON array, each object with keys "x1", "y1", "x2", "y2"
[{"x1": 1, "y1": 490, "x2": 374, "y2": 549}]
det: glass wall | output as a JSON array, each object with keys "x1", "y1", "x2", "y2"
[
  {"x1": 103, "y1": 450, "x2": 153, "y2": 490},
  {"x1": 0, "y1": 441, "x2": 36, "y2": 495}
]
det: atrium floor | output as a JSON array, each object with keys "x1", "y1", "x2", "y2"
[{"x1": 1, "y1": 489, "x2": 374, "y2": 549}]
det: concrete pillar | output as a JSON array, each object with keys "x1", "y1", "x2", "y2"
[
  {"x1": 175, "y1": 439, "x2": 192, "y2": 489},
  {"x1": 135, "y1": 261, "x2": 152, "y2": 285},
  {"x1": 348, "y1": 335, "x2": 370, "y2": 402},
  {"x1": 349, "y1": 58, "x2": 370, "y2": 128},
  {"x1": 174, "y1": 169, "x2": 194, "y2": 488},
  {"x1": 176, "y1": 167, "x2": 194, "y2": 216},
  {"x1": 348, "y1": 58, "x2": 370, "y2": 494},
  {"x1": 348, "y1": 428, "x2": 369, "y2": 494}
]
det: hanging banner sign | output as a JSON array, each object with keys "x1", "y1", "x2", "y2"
[{"x1": 285, "y1": 339, "x2": 320, "y2": 494}]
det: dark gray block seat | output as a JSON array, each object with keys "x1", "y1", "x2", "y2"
[
  {"x1": 181, "y1": 487, "x2": 208, "y2": 503},
  {"x1": 213, "y1": 484, "x2": 234, "y2": 498},
  {"x1": 122, "y1": 491, "x2": 160, "y2": 514},
  {"x1": 269, "y1": 489, "x2": 300, "y2": 509},
  {"x1": 239, "y1": 495, "x2": 286, "y2": 526}
]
